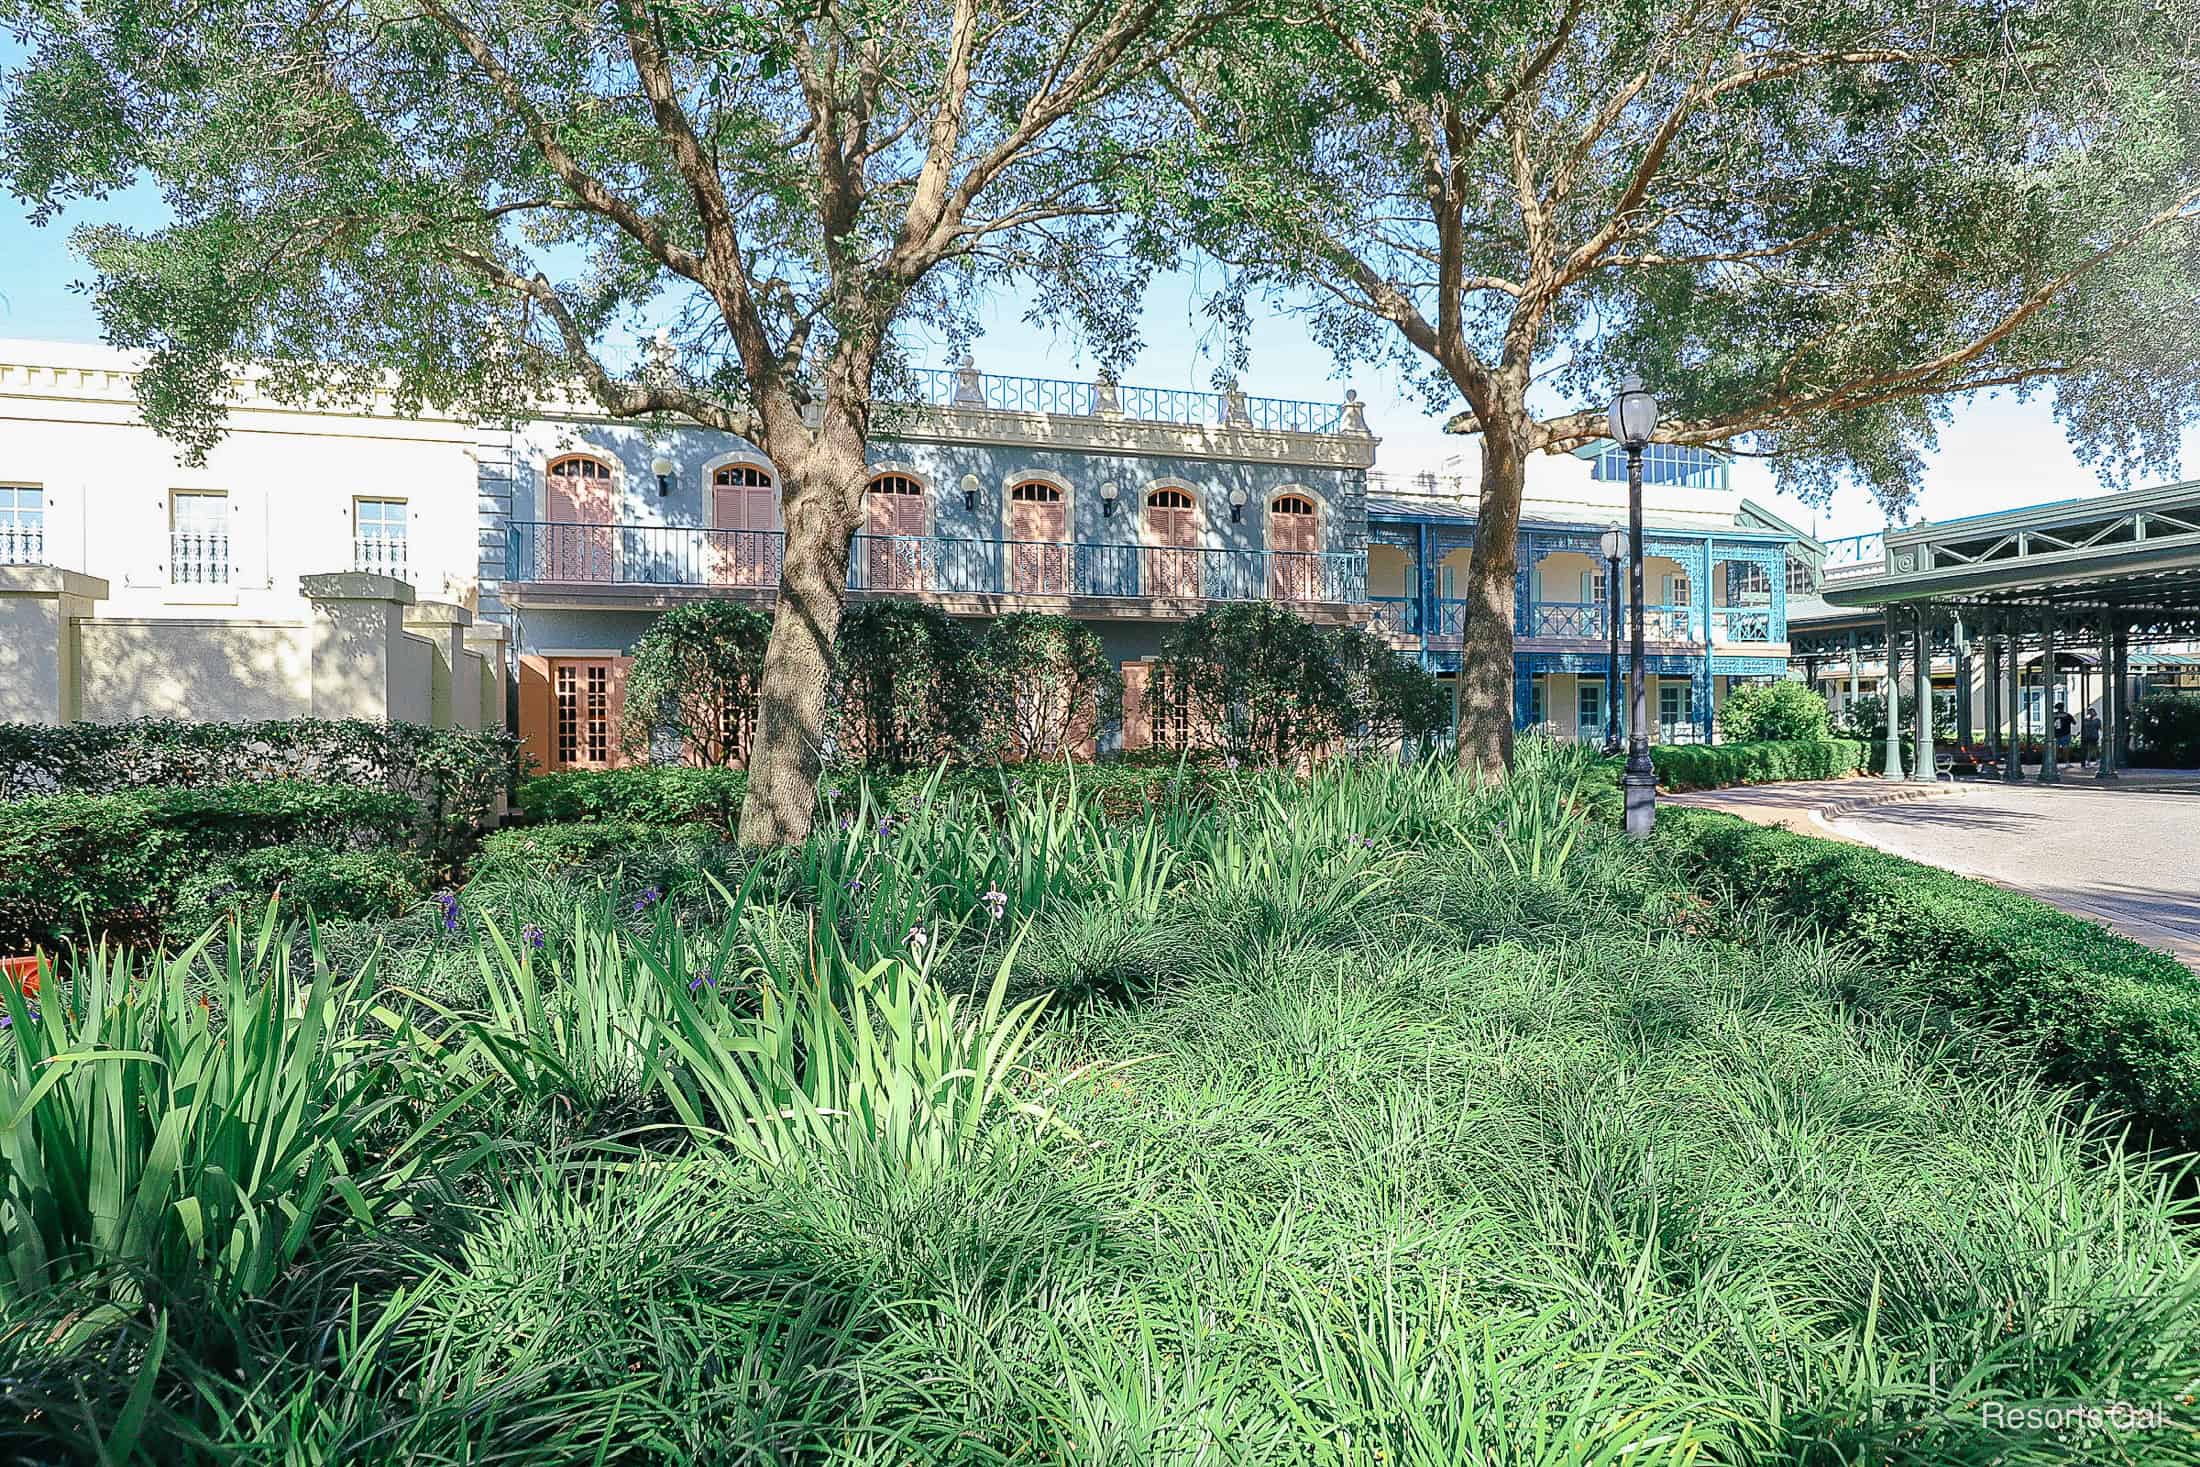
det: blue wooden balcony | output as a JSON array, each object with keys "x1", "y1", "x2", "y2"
[{"x1": 504, "y1": 522, "x2": 1367, "y2": 607}]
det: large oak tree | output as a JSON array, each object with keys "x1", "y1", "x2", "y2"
[
  {"x1": 1161, "y1": 0, "x2": 2200, "y2": 774},
  {"x1": 1, "y1": 0, "x2": 1228, "y2": 841}
]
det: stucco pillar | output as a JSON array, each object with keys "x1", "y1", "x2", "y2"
[
  {"x1": 1910, "y1": 605, "x2": 1937, "y2": 783},
  {"x1": 403, "y1": 599, "x2": 474, "y2": 729},
  {"x1": 2037, "y1": 612, "x2": 2060, "y2": 784},
  {"x1": 303, "y1": 572, "x2": 415, "y2": 721},
  {"x1": 464, "y1": 621, "x2": 510, "y2": 735},
  {"x1": 0, "y1": 566, "x2": 109, "y2": 725},
  {"x1": 1880, "y1": 608, "x2": 1905, "y2": 782}
]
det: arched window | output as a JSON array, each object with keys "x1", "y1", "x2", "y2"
[
  {"x1": 544, "y1": 455, "x2": 616, "y2": 581},
  {"x1": 865, "y1": 473, "x2": 929, "y2": 591},
  {"x1": 1268, "y1": 492, "x2": 1321, "y2": 601},
  {"x1": 1008, "y1": 480, "x2": 1069, "y2": 592},
  {"x1": 1143, "y1": 487, "x2": 1200, "y2": 598},
  {"x1": 708, "y1": 463, "x2": 780, "y2": 588}
]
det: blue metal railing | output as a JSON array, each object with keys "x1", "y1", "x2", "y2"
[
  {"x1": 1526, "y1": 601, "x2": 1697, "y2": 640},
  {"x1": 506, "y1": 522, "x2": 1366, "y2": 604},
  {"x1": 887, "y1": 367, "x2": 1350, "y2": 435},
  {"x1": 1370, "y1": 596, "x2": 1418, "y2": 635}
]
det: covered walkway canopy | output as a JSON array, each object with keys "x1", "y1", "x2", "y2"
[{"x1": 1818, "y1": 478, "x2": 2200, "y2": 783}]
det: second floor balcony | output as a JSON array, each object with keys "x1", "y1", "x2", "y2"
[
  {"x1": 1369, "y1": 594, "x2": 1780, "y2": 646},
  {"x1": 503, "y1": 520, "x2": 1367, "y2": 613}
]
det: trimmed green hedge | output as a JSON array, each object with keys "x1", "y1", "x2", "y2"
[
  {"x1": 474, "y1": 820, "x2": 723, "y2": 871},
  {"x1": 168, "y1": 844, "x2": 431, "y2": 937},
  {"x1": 1651, "y1": 738, "x2": 1864, "y2": 792},
  {"x1": 0, "y1": 781, "x2": 422, "y2": 950},
  {"x1": 517, "y1": 759, "x2": 1272, "y2": 829},
  {"x1": 1660, "y1": 808, "x2": 2200, "y2": 1152}
]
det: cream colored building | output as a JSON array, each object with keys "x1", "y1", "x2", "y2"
[{"x1": 0, "y1": 339, "x2": 504, "y2": 729}]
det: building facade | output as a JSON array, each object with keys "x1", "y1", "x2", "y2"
[{"x1": 2, "y1": 337, "x2": 1803, "y2": 763}]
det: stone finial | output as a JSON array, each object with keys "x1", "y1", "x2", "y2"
[
  {"x1": 1092, "y1": 370, "x2": 1122, "y2": 417},
  {"x1": 951, "y1": 352, "x2": 986, "y2": 406},
  {"x1": 1341, "y1": 388, "x2": 1370, "y2": 435},
  {"x1": 1222, "y1": 381, "x2": 1251, "y2": 426}
]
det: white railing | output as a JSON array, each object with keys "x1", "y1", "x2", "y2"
[
  {"x1": 170, "y1": 531, "x2": 231, "y2": 585},
  {"x1": 354, "y1": 534, "x2": 410, "y2": 578},
  {"x1": 0, "y1": 524, "x2": 43, "y2": 564}
]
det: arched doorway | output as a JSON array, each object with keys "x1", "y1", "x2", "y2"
[
  {"x1": 709, "y1": 463, "x2": 780, "y2": 587},
  {"x1": 1008, "y1": 480, "x2": 1070, "y2": 593},
  {"x1": 1143, "y1": 487, "x2": 1200, "y2": 598},
  {"x1": 545, "y1": 455, "x2": 615, "y2": 581},
  {"x1": 1267, "y1": 492, "x2": 1321, "y2": 601},
  {"x1": 866, "y1": 473, "x2": 928, "y2": 591}
]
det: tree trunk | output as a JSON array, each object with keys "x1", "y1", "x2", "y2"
[
  {"x1": 1455, "y1": 422, "x2": 1528, "y2": 778},
  {"x1": 737, "y1": 421, "x2": 867, "y2": 847}
]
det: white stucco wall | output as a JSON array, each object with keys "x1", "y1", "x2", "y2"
[
  {"x1": 0, "y1": 340, "x2": 481, "y2": 624},
  {"x1": 77, "y1": 618, "x2": 313, "y2": 722}
]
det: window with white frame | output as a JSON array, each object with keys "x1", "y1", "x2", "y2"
[
  {"x1": 170, "y1": 491, "x2": 230, "y2": 585},
  {"x1": 1591, "y1": 442, "x2": 1725, "y2": 488},
  {"x1": 1785, "y1": 553, "x2": 1817, "y2": 595},
  {"x1": 1660, "y1": 682, "x2": 1693, "y2": 728},
  {"x1": 354, "y1": 497, "x2": 408, "y2": 576},
  {"x1": 1577, "y1": 678, "x2": 1605, "y2": 732},
  {"x1": 0, "y1": 486, "x2": 44, "y2": 564}
]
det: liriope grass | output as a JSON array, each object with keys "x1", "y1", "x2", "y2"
[{"x1": 6, "y1": 746, "x2": 2199, "y2": 1464}]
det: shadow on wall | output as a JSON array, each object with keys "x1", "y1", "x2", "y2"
[{"x1": 78, "y1": 620, "x2": 314, "y2": 722}]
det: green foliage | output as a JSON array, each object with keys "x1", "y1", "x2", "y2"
[
  {"x1": 827, "y1": 602, "x2": 984, "y2": 769},
  {"x1": 2131, "y1": 692, "x2": 2200, "y2": 766},
  {"x1": 1717, "y1": 679, "x2": 1830, "y2": 743},
  {"x1": 473, "y1": 820, "x2": 723, "y2": 873},
  {"x1": 971, "y1": 613, "x2": 1124, "y2": 760},
  {"x1": 0, "y1": 781, "x2": 422, "y2": 950},
  {"x1": 0, "y1": 922, "x2": 444, "y2": 1313},
  {"x1": 1662, "y1": 808, "x2": 2200, "y2": 1153},
  {"x1": 17, "y1": 751, "x2": 2200, "y2": 1461},
  {"x1": 1149, "y1": 604, "x2": 1441, "y2": 764},
  {"x1": 1331, "y1": 624, "x2": 1451, "y2": 751},
  {"x1": 167, "y1": 844, "x2": 430, "y2": 937},
  {"x1": 517, "y1": 765, "x2": 749, "y2": 829},
  {"x1": 0, "y1": 718, "x2": 517, "y2": 855},
  {"x1": 1651, "y1": 738, "x2": 1865, "y2": 791},
  {"x1": 618, "y1": 600, "x2": 772, "y2": 766},
  {"x1": 1837, "y1": 690, "x2": 1958, "y2": 746}
]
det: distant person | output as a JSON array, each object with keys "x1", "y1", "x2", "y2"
[
  {"x1": 2054, "y1": 703, "x2": 2075, "y2": 758},
  {"x1": 2082, "y1": 707, "x2": 2102, "y2": 765}
]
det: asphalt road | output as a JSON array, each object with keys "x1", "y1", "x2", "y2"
[{"x1": 1825, "y1": 777, "x2": 2200, "y2": 968}]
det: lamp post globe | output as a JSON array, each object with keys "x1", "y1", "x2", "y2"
[
  {"x1": 1606, "y1": 378, "x2": 1660, "y2": 839},
  {"x1": 1597, "y1": 525, "x2": 1626, "y2": 756}
]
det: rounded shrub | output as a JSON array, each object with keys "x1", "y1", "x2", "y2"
[
  {"x1": 619, "y1": 599, "x2": 773, "y2": 766},
  {"x1": 1718, "y1": 680, "x2": 1830, "y2": 742}
]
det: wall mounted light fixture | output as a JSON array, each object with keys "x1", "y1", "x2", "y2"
[
  {"x1": 1100, "y1": 481, "x2": 1120, "y2": 518},
  {"x1": 650, "y1": 455, "x2": 675, "y2": 497},
  {"x1": 960, "y1": 473, "x2": 981, "y2": 512},
  {"x1": 1229, "y1": 486, "x2": 1249, "y2": 523}
]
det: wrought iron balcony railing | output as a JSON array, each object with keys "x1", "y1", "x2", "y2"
[
  {"x1": 1370, "y1": 596, "x2": 1418, "y2": 636},
  {"x1": 505, "y1": 522, "x2": 1367, "y2": 605},
  {"x1": 0, "y1": 524, "x2": 43, "y2": 565},
  {"x1": 170, "y1": 531, "x2": 231, "y2": 586},
  {"x1": 1711, "y1": 606, "x2": 1776, "y2": 642},
  {"x1": 1527, "y1": 600, "x2": 1698, "y2": 640}
]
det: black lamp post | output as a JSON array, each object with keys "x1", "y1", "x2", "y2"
[
  {"x1": 1609, "y1": 377, "x2": 1660, "y2": 839},
  {"x1": 1597, "y1": 524, "x2": 1625, "y2": 756}
]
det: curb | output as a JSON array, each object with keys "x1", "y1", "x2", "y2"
[{"x1": 1808, "y1": 783, "x2": 1960, "y2": 835}]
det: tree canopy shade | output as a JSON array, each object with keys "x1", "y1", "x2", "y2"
[
  {"x1": 1, "y1": 0, "x2": 1231, "y2": 841},
  {"x1": 1160, "y1": 0, "x2": 2200, "y2": 773}
]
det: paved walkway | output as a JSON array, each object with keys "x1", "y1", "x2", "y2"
[{"x1": 1675, "y1": 775, "x2": 2200, "y2": 969}]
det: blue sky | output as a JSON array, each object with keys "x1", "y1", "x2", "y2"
[{"x1": 2, "y1": 180, "x2": 2180, "y2": 543}]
